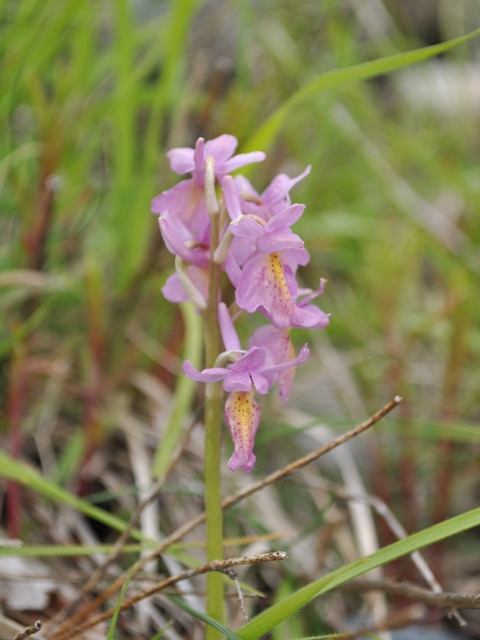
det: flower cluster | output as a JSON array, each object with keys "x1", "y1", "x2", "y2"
[{"x1": 152, "y1": 134, "x2": 329, "y2": 472}]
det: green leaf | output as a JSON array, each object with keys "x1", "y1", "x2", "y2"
[
  {"x1": 242, "y1": 28, "x2": 480, "y2": 155},
  {"x1": 54, "y1": 428, "x2": 85, "y2": 485},
  {"x1": 0, "y1": 450, "x2": 154, "y2": 546},
  {"x1": 0, "y1": 544, "x2": 143, "y2": 558},
  {"x1": 107, "y1": 566, "x2": 135, "y2": 640},
  {"x1": 150, "y1": 621, "x2": 174, "y2": 640},
  {"x1": 237, "y1": 505, "x2": 480, "y2": 639},
  {"x1": 168, "y1": 595, "x2": 242, "y2": 640}
]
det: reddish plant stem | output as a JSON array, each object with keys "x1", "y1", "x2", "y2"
[
  {"x1": 24, "y1": 138, "x2": 60, "y2": 273},
  {"x1": 6, "y1": 354, "x2": 26, "y2": 538},
  {"x1": 431, "y1": 292, "x2": 469, "y2": 580}
]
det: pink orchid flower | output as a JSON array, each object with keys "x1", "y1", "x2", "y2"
[{"x1": 182, "y1": 329, "x2": 309, "y2": 472}]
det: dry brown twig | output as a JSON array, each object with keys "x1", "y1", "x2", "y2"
[
  {"x1": 343, "y1": 578, "x2": 480, "y2": 611},
  {"x1": 48, "y1": 396, "x2": 401, "y2": 640},
  {"x1": 56, "y1": 552, "x2": 287, "y2": 638},
  {"x1": 10, "y1": 621, "x2": 42, "y2": 640}
]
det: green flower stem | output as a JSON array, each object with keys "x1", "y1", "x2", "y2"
[
  {"x1": 204, "y1": 379, "x2": 225, "y2": 638},
  {"x1": 203, "y1": 156, "x2": 225, "y2": 639}
]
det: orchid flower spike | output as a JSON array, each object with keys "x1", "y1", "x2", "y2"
[{"x1": 152, "y1": 134, "x2": 330, "y2": 472}]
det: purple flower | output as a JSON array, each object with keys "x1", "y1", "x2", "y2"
[
  {"x1": 249, "y1": 325, "x2": 296, "y2": 401},
  {"x1": 290, "y1": 278, "x2": 330, "y2": 329},
  {"x1": 153, "y1": 135, "x2": 330, "y2": 472},
  {"x1": 224, "y1": 390, "x2": 260, "y2": 472},
  {"x1": 151, "y1": 136, "x2": 265, "y2": 241},
  {"x1": 167, "y1": 134, "x2": 266, "y2": 179},
  {"x1": 158, "y1": 215, "x2": 210, "y2": 268},
  {"x1": 151, "y1": 143, "x2": 209, "y2": 241},
  {"x1": 258, "y1": 278, "x2": 331, "y2": 330},
  {"x1": 183, "y1": 347, "x2": 271, "y2": 395},
  {"x1": 234, "y1": 165, "x2": 311, "y2": 221},
  {"x1": 229, "y1": 203, "x2": 309, "y2": 327},
  {"x1": 162, "y1": 266, "x2": 209, "y2": 306},
  {"x1": 182, "y1": 342, "x2": 309, "y2": 472}
]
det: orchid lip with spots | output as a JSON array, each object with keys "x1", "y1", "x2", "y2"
[{"x1": 152, "y1": 135, "x2": 329, "y2": 471}]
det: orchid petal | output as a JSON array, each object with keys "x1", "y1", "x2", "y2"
[
  {"x1": 257, "y1": 228, "x2": 304, "y2": 254},
  {"x1": 236, "y1": 253, "x2": 295, "y2": 327},
  {"x1": 221, "y1": 175, "x2": 243, "y2": 220},
  {"x1": 224, "y1": 251, "x2": 242, "y2": 287},
  {"x1": 162, "y1": 273, "x2": 189, "y2": 303},
  {"x1": 204, "y1": 134, "x2": 238, "y2": 164},
  {"x1": 167, "y1": 148, "x2": 195, "y2": 174},
  {"x1": 262, "y1": 166, "x2": 311, "y2": 205},
  {"x1": 229, "y1": 216, "x2": 264, "y2": 240},
  {"x1": 151, "y1": 179, "x2": 194, "y2": 215},
  {"x1": 225, "y1": 391, "x2": 259, "y2": 472},
  {"x1": 281, "y1": 247, "x2": 310, "y2": 270},
  {"x1": 264, "y1": 203, "x2": 306, "y2": 232},
  {"x1": 297, "y1": 278, "x2": 327, "y2": 305},
  {"x1": 182, "y1": 360, "x2": 229, "y2": 382},
  {"x1": 223, "y1": 371, "x2": 253, "y2": 393},
  {"x1": 250, "y1": 325, "x2": 294, "y2": 365},
  {"x1": 218, "y1": 302, "x2": 241, "y2": 351},
  {"x1": 229, "y1": 346, "x2": 266, "y2": 371},
  {"x1": 261, "y1": 344, "x2": 310, "y2": 375},
  {"x1": 250, "y1": 325, "x2": 297, "y2": 401},
  {"x1": 159, "y1": 217, "x2": 209, "y2": 267},
  {"x1": 151, "y1": 178, "x2": 210, "y2": 240},
  {"x1": 234, "y1": 175, "x2": 258, "y2": 198},
  {"x1": 249, "y1": 370, "x2": 270, "y2": 394},
  {"x1": 291, "y1": 305, "x2": 330, "y2": 329},
  {"x1": 162, "y1": 266, "x2": 209, "y2": 306},
  {"x1": 229, "y1": 237, "x2": 257, "y2": 269},
  {"x1": 223, "y1": 151, "x2": 266, "y2": 173}
]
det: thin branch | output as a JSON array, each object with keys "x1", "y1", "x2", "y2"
[
  {"x1": 338, "y1": 603, "x2": 424, "y2": 639},
  {"x1": 57, "y1": 552, "x2": 287, "y2": 638},
  {"x1": 48, "y1": 397, "x2": 400, "y2": 640},
  {"x1": 229, "y1": 570, "x2": 250, "y2": 622},
  {"x1": 343, "y1": 578, "x2": 480, "y2": 611},
  {"x1": 11, "y1": 621, "x2": 42, "y2": 640},
  {"x1": 221, "y1": 396, "x2": 403, "y2": 511}
]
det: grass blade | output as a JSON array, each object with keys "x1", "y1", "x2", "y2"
[
  {"x1": 107, "y1": 566, "x2": 135, "y2": 640},
  {"x1": 237, "y1": 506, "x2": 480, "y2": 639},
  {"x1": 169, "y1": 595, "x2": 242, "y2": 640},
  {"x1": 242, "y1": 28, "x2": 480, "y2": 155},
  {"x1": 0, "y1": 450, "x2": 154, "y2": 546},
  {"x1": 150, "y1": 621, "x2": 174, "y2": 640}
]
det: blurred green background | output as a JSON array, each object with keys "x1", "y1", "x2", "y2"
[{"x1": 2, "y1": 0, "x2": 480, "y2": 602}]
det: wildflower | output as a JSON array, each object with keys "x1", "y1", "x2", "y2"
[
  {"x1": 152, "y1": 135, "x2": 329, "y2": 472},
  {"x1": 229, "y1": 203, "x2": 309, "y2": 327},
  {"x1": 249, "y1": 325, "x2": 296, "y2": 402},
  {"x1": 162, "y1": 265, "x2": 209, "y2": 307},
  {"x1": 258, "y1": 278, "x2": 331, "y2": 330},
  {"x1": 234, "y1": 165, "x2": 311, "y2": 221},
  {"x1": 151, "y1": 136, "x2": 265, "y2": 240},
  {"x1": 183, "y1": 342, "x2": 309, "y2": 472}
]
